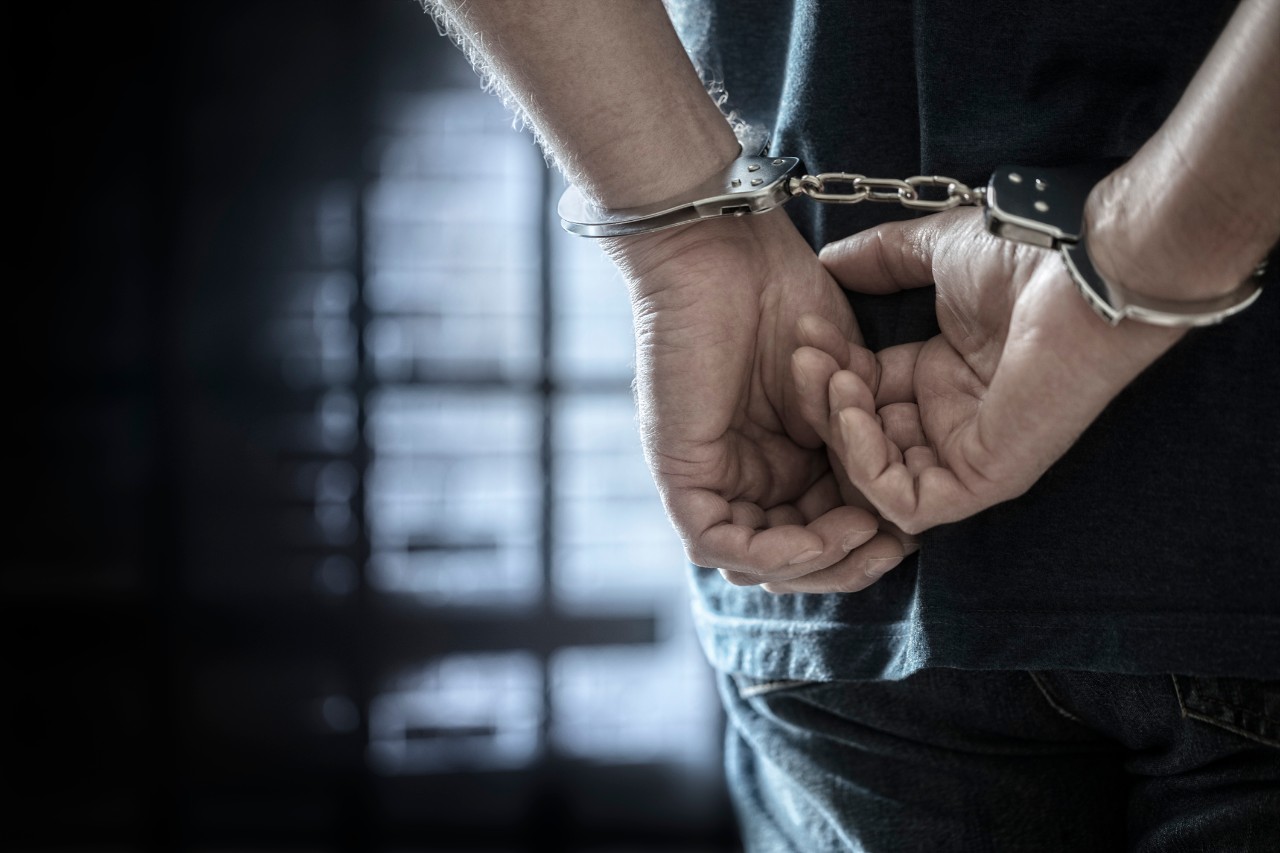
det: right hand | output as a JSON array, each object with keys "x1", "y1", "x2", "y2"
[
  {"x1": 793, "y1": 207, "x2": 1184, "y2": 536},
  {"x1": 605, "y1": 209, "x2": 917, "y2": 594}
]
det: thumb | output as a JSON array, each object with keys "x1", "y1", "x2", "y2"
[{"x1": 818, "y1": 212, "x2": 952, "y2": 294}]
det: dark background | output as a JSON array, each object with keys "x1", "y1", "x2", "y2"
[{"x1": 8, "y1": 1, "x2": 740, "y2": 850}]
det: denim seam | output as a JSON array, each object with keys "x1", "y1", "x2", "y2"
[
  {"x1": 736, "y1": 678, "x2": 817, "y2": 699},
  {"x1": 1171, "y1": 672, "x2": 1189, "y2": 716},
  {"x1": 1173, "y1": 675, "x2": 1280, "y2": 749},
  {"x1": 1028, "y1": 671, "x2": 1088, "y2": 726},
  {"x1": 1179, "y1": 710, "x2": 1280, "y2": 750},
  {"x1": 695, "y1": 612, "x2": 1280, "y2": 633},
  {"x1": 1195, "y1": 701, "x2": 1280, "y2": 725}
]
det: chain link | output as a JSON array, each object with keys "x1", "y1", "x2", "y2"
[{"x1": 790, "y1": 172, "x2": 984, "y2": 211}]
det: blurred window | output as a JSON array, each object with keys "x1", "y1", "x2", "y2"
[{"x1": 361, "y1": 87, "x2": 721, "y2": 777}]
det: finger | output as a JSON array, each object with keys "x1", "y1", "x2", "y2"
[
  {"x1": 676, "y1": 489, "x2": 827, "y2": 573},
  {"x1": 884, "y1": 423, "x2": 933, "y2": 477},
  {"x1": 788, "y1": 316, "x2": 879, "y2": 451},
  {"x1": 824, "y1": 447, "x2": 877, "y2": 513},
  {"x1": 764, "y1": 504, "x2": 805, "y2": 527},
  {"x1": 719, "y1": 501, "x2": 883, "y2": 585},
  {"x1": 793, "y1": 470, "x2": 843, "y2": 522},
  {"x1": 753, "y1": 504, "x2": 882, "y2": 583},
  {"x1": 762, "y1": 532, "x2": 909, "y2": 594},
  {"x1": 792, "y1": 346, "x2": 843, "y2": 444},
  {"x1": 796, "y1": 313, "x2": 854, "y2": 367},
  {"x1": 889, "y1": 525, "x2": 921, "y2": 556},
  {"x1": 834, "y1": 408, "x2": 977, "y2": 535},
  {"x1": 784, "y1": 316, "x2": 878, "y2": 450},
  {"x1": 729, "y1": 500, "x2": 766, "y2": 529},
  {"x1": 719, "y1": 568, "x2": 762, "y2": 587},
  {"x1": 818, "y1": 213, "x2": 955, "y2": 294},
  {"x1": 826, "y1": 372, "x2": 904, "y2": 472},
  {"x1": 805, "y1": 504, "x2": 880, "y2": 555},
  {"x1": 695, "y1": 520, "x2": 826, "y2": 574},
  {"x1": 880, "y1": 402, "x2": 926, "y2": 451},
  {"x1": 792, "y1": 468, "x2": 877, "y2": 520},
  {"x1": 903, "y1": 446, "x2": 938, "y2": 478},
  {"x1": 873, "y1": 343, "x2": 925, "y2": 407},
  {"x1": 683, "y1": 469, "x2": 889, "y2": 579},
  {"x1": 828, "y1": 369, "x2": 876, "y2": 416},
  {"x1": 832, "y1": 407, "x2": 924, "y2": 527},
  {"x1": 797, "y1": 314, "x2": 878, "y2": 382}
]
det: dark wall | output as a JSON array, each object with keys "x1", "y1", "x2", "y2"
[
  {"x1": 8, "y1": 2, "x2": 737, "y2": 851},
  {"x1": 13, "y1": 2, "x2": 373, "y2": 847}
]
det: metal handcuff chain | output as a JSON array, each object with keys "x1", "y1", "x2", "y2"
[
  {"x1": 790, "y1": 172, "x2": 985, "y2": 211},
  {"x1": 557, "y1": 155, "x2": 1264, "y2": 326},
  {"x1": 790, "y1": 166, "x2": 1265, "y2": 328}
]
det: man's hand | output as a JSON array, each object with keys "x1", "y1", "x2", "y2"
[
  {"x1": 609, "y1": 209, "x2": 916, "y2": 592},
  {"x1": 792, "y1": 0, "x2": 1279, "y2": 539},
  {"x1": 794, "y1": 207, "x2": 1185, "y2": 535}
]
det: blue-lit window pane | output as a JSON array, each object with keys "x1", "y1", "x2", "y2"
[
  {"x1": 369, "y1": 653, "x2": 542, "y2": 774},
  {"x1": 364, "y1": 91, "x2": 541, "y2": 384},
  {"x1": 365, "y1": 389, "x2": 541, "y2": 605},
  {"x1": 553, "y1": 394, "x2": 688, "y2": 613},
  {"x1": 550, "y1": 227, "x2": 636, "y2": 382},
  {"x1": 357, "y1": 72, "x2": 723, "y2": 794},
  {"x1": 550, "y1": 644, "x2": 720, "y2": 768}
]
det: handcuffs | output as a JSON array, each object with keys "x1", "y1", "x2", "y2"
[{"x1": 558, "y1": 153, "x2": 1265, "y2": 327}]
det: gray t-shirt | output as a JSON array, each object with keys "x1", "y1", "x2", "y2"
[{"x1": 669, "y1": 0, "x2": 1279, "y2": 680}]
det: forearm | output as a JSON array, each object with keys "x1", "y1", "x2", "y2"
[
  {"x1": 429, "y1": 0, "x2": 739, "y2": 208},
  {"x1": 1087, "y1": 0, "x2": 1280, "y2": 300}
]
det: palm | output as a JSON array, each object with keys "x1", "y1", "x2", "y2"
[
  {"x1": 907, "y1": 234, "x2": 1026, "y2": 480},
  {"x1": 633, "y1": 221, "x2": 840, "y2": 502},
  {"x1": 608, "y1": 208, "x2": 912, "y2": 586},
  {"x1": 805, "y1": 208, "x2": 1181, "y2": 534}
]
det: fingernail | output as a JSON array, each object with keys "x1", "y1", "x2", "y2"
[
  {"x1": 838, "y1": 408, "x2": 862, "y2": 438},
  {"x1": 788, "y1": 549, "x2": 823, "y2": 566},
  {"x1": 866, "y1": 556, "x2": 902, "y2": 578},
  {"x1": 841, "y1": 530, "x2": 877, "y2": 552},
  {"x1": 830, "y1": 371, "x2": 860, "y2": 407}
]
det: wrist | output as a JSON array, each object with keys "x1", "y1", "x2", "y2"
[
  {"x1": 1084, "y1": 150, "x2": 1275, "y2": 306},
  {"x1": 603, "y1": 204, "x2": 782, "y2": 278},
  {"x1": 577, "y1": 120, "x2": 742, "y2": 211}
]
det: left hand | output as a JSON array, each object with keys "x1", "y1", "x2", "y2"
[
  {"x1": 795, "y1": 207, "x2": 1185, "y2": 535},
  {"x1": 607, "y1": 209, "x2": 916, "y2": 592}
]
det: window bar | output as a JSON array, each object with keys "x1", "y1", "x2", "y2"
[
  {"x1": 345, "y1": 94, "x2": 377, "y2": 851},
  {"x1": 538, "y1": 149, "x2": 557, "y2": 765}
]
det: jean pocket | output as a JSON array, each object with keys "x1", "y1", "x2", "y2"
[
  {"x1": 732, "y1": 674, "x2": 822, "y2": 699},
  {"x1": 1173, "y1": 675, "x2": 1280, "y2": 749}
]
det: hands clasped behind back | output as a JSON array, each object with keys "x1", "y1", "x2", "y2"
[
  {"x1": 795, "y1": 207, "x2": 1185, "y2": 538},
  {"x1": 604, "y1": 208, "x2": 918, "y2": 594}
]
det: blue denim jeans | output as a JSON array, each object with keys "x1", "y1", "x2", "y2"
[{"x1": 721, "y1": 669, "x2": 1280, "y2": 852}]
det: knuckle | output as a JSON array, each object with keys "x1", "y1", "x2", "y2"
[
  {"x1": 898, "y1": 519, "x2": 927, "y2": 536},
  {"x1": 835, "y1": 575, "x2": 874, "y2": 594},
  {"x1": 719, "y1": 569, "x2": 760, "y2": 587},
  {"x1": 847, "y1": 347, "x2": 877, "y2": 386},
  {"x1": 872, "y1": 229, "x2": 899, "y2": 282},
  {"x1": 684, "y1": 542, "x2": 714, "y2": 569}
]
